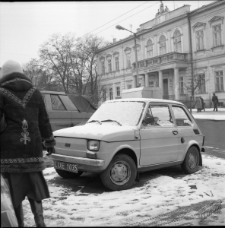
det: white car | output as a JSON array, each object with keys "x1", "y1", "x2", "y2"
[{"x1": 51, "y1": 98, "x2": 205, "y2": 191}]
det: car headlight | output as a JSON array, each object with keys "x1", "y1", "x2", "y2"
[{"x1": 87, "y1": 140, "x2": 100, "y2": 151}]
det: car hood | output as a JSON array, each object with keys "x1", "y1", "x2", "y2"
[{"x1": 53, "y1": 123, "x2": 138, "y2": 142}]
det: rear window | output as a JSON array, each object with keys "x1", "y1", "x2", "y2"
[{"x1": 172, "y1": 106, "x2": 193, "y2": 126}]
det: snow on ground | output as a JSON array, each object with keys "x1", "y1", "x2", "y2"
[
  {"x1": 192, "y1": 108, "x2": 225, "y2": 120},
  {"x1": 23, "y1": 154, "x2": 225, "y2": 227}
]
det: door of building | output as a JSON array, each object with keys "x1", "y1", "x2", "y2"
[{"x1": 163, "y1": 79, "x2": 169, "y2": 99}]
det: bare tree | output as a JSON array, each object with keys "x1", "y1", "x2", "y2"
[
  {"x1": 23, "y1": 58, "x2": 57, "y2": 91},
  {"x1": 39, "y1": 33, "x2": 77, "y2": 94}
]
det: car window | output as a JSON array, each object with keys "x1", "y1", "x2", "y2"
[
  {"x1": 146, "y1": 104, "x2": 174, "y2": 127},
  {"x1": 50, "y1": 95, "x2": 66, "y2": 111},
  {"x1": 172, "y1": 106, "x2": 193, "y2": 126}
]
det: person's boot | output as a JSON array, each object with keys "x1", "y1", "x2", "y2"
[
  {"x1": 28, "y1": 198, "x2": 46, "y2": 227},
  {"x1": 14, "y1": 203, "x2": 24, "y2": 227}
]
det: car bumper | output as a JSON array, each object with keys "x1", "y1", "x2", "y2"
[{"x1": 51, "y1": 154, "x2": 105, "y2": 172}]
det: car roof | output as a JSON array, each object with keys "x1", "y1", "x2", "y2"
[
  {"x1": 40, "y1": 90, "x2": 66, "y2": 95},
  {"x1": 105, "y1": 98, "x2": 183, "y2": 105}
]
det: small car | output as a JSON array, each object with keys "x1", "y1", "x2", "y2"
[
  {"x1": 41, "y1": 91, "x2": 94, "y2": 131},
  {"x1": 51, "y1": 98, "x2": 205, "y2": 191}
]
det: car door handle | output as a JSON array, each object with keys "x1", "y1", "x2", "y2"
[{"x1": 172, "y1": 130, "x2": 178, "y2": 135}]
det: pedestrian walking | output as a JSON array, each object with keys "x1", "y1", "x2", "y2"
[
  {"x1": 199, "y1": 96, "x2": 205, "y2": 111},
  {"x1": 195, "y1": 96, "x2": 202, "y2": 112},
  {"x1": 212, "y1": 93, "x2": 219, "y2": 111},
  {"x1": 0, "y1": 60, "x2": 56, "y2": 227}
]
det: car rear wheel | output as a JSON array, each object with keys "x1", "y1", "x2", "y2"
[
  {"x1": 181, "y1": 146, "x2": 200, "y2": 174},
  {"x1": 100, "y1": 154, "x2": 137, "y2": 191},
  {"x1": 55, "y1": 168, "x2": 83, "y2": 178}
]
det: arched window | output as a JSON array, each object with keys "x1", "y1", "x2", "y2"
[
  {"x1": 115, "y1": 56, "x2": 119, "y2": 71},
  {"x1": 146, "y1": 39, "x2": 153, "y2": 57},
  {"x1": 108, "y1": 59, "x2": 112, "y2": 72},
  {"x1": 174, "y1": 30, "x2": 182, "y2": 52},
  {"x1": 159, "y1": 35, "x2": 166, "y2": 55}
]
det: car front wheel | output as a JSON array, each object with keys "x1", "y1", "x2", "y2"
[
  {"x1": 100, "y1": 154, "x2": 137, "y2": 191},
  {"x1": 55, "y1": 168, "x2": 83, "y2": 178},
  {"x1": 181, "y1": 146, "x2": 200, "y2": 174}
]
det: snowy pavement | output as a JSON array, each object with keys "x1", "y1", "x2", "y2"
[
  {"x1": 191, "y1": 108, "x2": 225, "y2": 120},
  {"x1": 23, "y1": 154, "x2": 225, "y2": 227}
]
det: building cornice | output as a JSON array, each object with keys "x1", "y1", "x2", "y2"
[
  {"x1": 190, "y1": 1, "x2": 225, "y2": 17},
  {"x1": 96, "y1": 14, "x2": 188, "y2": 53}
]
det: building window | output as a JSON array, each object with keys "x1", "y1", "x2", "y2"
[
  {"x1": 215, "y1": 70, "x2": 224, "y2": 92},
  {"x1": 149, "y1": 81, "x2": 154, "y2": 87},
  {"x1": 101, "y1": 61, "x2": 105, "y2": 74},
  {"x1": 102, "y1": 88, "x2": 107, "y2": 101},
  {"x1": 159, "y1": 35, "x2": 166, "y2": 55},
  {"x1": 174, "y1": 30, "x2": 182, "y2": 52},
  {"x1": 213, "y1": 24, "x2": 222, "y2": 47},
  {"x1": 179, "y1": 76, "x2": 184, "y2": 94},
  {"x1": 196, "y1": 30, "x2": 204, "y2": 51},
  {"x1": 198, "y1": 73, "x2": 206, "y2": 93},
  {"x1": 146, "y1": 39, "x2": 153, "y2": 57},
  {"x1": 127, "y1": 56, "x2": 131, "y2": 68},
  {"x1": 108, "y1": 59, "x2": 112, "y2": 73},
  {"x1": 116, "y1": 86, "x2": 120, "y2": 97},
  {"x1": 115, "y1": 57, "x2": 119, "y2": 71},
  {"x1": 109, "y1": 88, "x2": 113, "y2": 100}
]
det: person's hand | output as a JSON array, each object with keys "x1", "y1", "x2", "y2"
[{"x1": 46, "y1": 147, "x2": 55, "y2": 156}]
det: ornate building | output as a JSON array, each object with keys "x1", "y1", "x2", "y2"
[{"x1": 96, "y1": 1, "x2": 225, "y2": 107}]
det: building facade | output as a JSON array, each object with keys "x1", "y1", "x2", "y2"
[{"x1": 96, "y1": 1, "x2": 225, "y2": 107}]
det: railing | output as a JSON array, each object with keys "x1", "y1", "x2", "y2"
[{"x1": 133, "y1": 52, "x2": 189, "y2": 69}]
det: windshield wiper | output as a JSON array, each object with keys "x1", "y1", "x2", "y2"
[
  {"x1": 87, "y1": 120, "x2": 102, "y2": 125},
  {"x1": 101, "y1": 119, "x2": 122, "y2": 126}
]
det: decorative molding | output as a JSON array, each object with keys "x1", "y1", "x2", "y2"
[
  {"x1": 124, "y1": 47, "x2": 131, "y2": 53},
  {"x1": 106, "y1": 54, "x2": 112, "y2": 59},
  {"x1": 100, "y1": 56, "x2": 105, "y2": 61},
  {"x1": 192, "y1": 22, "x2": 206, "y2": 31},
  {"x1": 113, "y1": 51, "x2": 119, "y2": 56},
  {"x1": 209, "y1": 16, "x2": 224, "y2": 27}
]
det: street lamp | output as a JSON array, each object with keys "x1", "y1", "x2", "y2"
[{"x1": 116, "y1": 25, "x2": 139, "y2": 88}]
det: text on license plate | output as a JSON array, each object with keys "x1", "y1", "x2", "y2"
[{"x1": 54, "y1": 161, "x2": 78, "y2": 173}]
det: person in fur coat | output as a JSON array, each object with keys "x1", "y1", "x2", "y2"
[{"x1": 0, "y1": 60, "x2": 55, "y2": 227}]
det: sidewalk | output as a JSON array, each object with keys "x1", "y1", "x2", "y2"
[{"x1": 191, "y1": 108, "x2": 225, "y2": 120}]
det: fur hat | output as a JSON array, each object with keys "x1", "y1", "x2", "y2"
[{"x1": 1, "y1": 60, "x2": 23, "y2": 79}]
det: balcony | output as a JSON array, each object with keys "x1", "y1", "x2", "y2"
[{"x1": 133, "y1": 52, "x2": 189, "y2": 70}]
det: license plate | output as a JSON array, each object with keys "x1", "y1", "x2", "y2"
[{"x1": 54, "y1": 161, "x2": 78, "y2": 173}]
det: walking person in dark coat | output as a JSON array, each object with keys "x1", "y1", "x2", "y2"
[
  {"x1": 212, "y1": 93, "x2": 219, "y2": 111},
  {"x1": 199, "y1": 96, "x2": 205, "y2": 111},
  {"x1": 0, "y1": 60, "x2": 55, "y2": 227}
]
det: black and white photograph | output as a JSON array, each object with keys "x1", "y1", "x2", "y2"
[{"x1": 0, "y1": 1, "x2": 225, "y2": 227}]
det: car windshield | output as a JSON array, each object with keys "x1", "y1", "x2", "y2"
[{"x1": 87, "y1": 101, "x2": 146, "y2": 126}]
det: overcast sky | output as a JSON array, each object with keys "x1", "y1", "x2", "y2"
[{"x1": 0, "y1": 1, "x2": 214, "y2": 67}]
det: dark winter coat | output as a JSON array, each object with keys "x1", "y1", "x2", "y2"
[
  {"x1": 0, "y1": 72, "x2": 53, "y2": 173},
  {"x1": 212, "y1": 94, "x2": 219, "y2": 104}
]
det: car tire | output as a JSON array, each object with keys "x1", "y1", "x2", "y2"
[
  {"x1": 100, "y1": 154, "x2": 137, "y2": 191},
  {"x1": 181, "y1": 146, "x2": 200, "y2": 174},
  {"x1": 55, "y1": 168, "x2": 83, "y2": 178}
]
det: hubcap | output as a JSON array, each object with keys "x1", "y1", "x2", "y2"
[
  {"x1": 188, "y1": 151, "x2": 197, "y2": 169},
  {"x1": 110, "y1": 161, "x2": 131, "y2": 185}
]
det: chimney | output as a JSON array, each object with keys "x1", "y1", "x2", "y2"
[{"x1": 113, "y1": 38, "x2": 116, "y2": 43}]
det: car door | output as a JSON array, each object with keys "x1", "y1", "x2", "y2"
[
  {"x1": 139, "y1": 103, "x2": 179, "y2": 166},
  {"x1": 171, "y1": 105, "x2": 200, "y2": 161}
]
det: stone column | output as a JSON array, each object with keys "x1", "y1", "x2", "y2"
[
  {"x1": 145, "y1": 73, "x2": 149, "y2": 87},
  {"x1": 159, "y1": 70, "x2": 163, "y2": 98},
  {"x1": 174, "y1": 68, "x2": 179, "y2": 100},
  {"x1": 133, "y1": 75, "x2": 137, "y2": 88}
]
